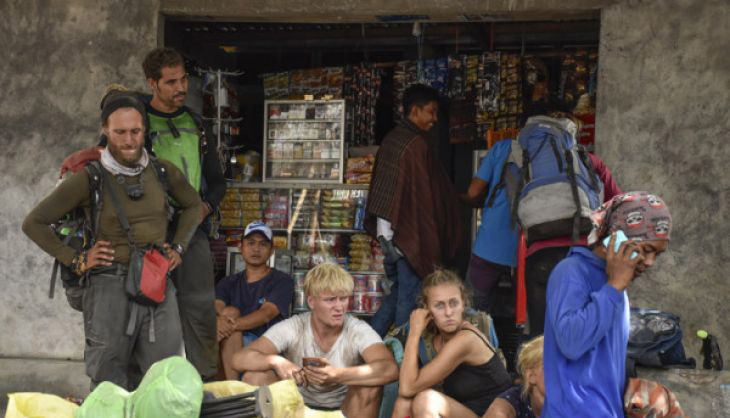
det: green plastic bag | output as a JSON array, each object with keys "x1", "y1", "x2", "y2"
[
  {"x1": 126, "y1": 356, "x2": 203, "y2": 418},
  {"x1": 75, "y1": 381, "x2": 129, "y2": 418}
]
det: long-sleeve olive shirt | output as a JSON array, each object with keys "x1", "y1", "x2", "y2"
[{"x1": 22, "y1": 159, "x2": 202, "y2": 266}]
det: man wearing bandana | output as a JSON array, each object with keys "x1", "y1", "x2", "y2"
[
  {"x1": 22, "y1": 92, "x2": 202, "y2": 390},
  {"x1": 542, "y1": 191, "x2": 673, "y2": 417}
]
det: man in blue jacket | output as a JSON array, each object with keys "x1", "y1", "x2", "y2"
[{"x1": 543, "y1": 191, "x2": 672, "y2": 417}]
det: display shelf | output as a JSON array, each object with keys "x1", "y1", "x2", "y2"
[
  {"x1": 220, "y1": 183, "x2": 383, "y2": 280},
  {"x1": 263, "y1": 100, "x2": 346, "y2": 183},
  {"x1": 267, "y1": 139, "x2": 342, "y2": 142},
  {"x1": 266, "y1": 159, "x2": 340, "y2": 163},
  {"x1": 226, "y1": 181, "x2": 368, "y2": 190},
  {"x1": 274, "y1": 228, "x2": 365, "y2": 233},
  {"x1": 268, "y1": 119, "x2": 340, "y2": 123}
]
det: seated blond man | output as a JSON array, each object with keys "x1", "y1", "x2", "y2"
[{"x1": 233, "y1": 263, "x2": 398, "y2": 417}]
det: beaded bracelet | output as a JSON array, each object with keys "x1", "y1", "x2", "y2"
[{"x1": 71, "y1": 251, "x2": 87, "y2": 276}]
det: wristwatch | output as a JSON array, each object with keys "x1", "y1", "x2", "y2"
[{"x1": 171, "y1": 243, "x2": 184, "y2": 256}]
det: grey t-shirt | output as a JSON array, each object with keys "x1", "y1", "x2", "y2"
[{"x1": 263, "y1": 312, "x2": 383, "y2": 408}]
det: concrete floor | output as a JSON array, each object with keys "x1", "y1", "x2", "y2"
[
  {"x1": 0, "y1": 358, "x2": 89, "y2": 416},
  {"x1": 1, "y1": 358, "x2": 729, "y2": 416}
]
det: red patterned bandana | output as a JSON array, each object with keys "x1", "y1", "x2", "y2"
[{"x1": 588, "y1": 191, "x2": 672, "y2": 245}]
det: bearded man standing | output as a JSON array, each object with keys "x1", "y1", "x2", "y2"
[{"x1": 22, "y1": 92, "x2": 203, "y2": 390}]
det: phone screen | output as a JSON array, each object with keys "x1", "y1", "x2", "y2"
[
  {"x1": 603, "y1": 230, "x2": 638, "y2": 259},
  {"x1": 302, "y1": 357, "x2": 323, "y2": 367}
]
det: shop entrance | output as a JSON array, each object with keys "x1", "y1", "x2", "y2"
[
  {"x1": 164, "y1": 18, "x2": 600, "y2": 368},
  {"x1": 165, "y1": 19, "x2": 600, "y2": 179}
]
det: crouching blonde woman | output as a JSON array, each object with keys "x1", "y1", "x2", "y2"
[
  {"x1": 483, "y1": 335, "x2": 545, "y2": 418},
  {"x1": 393, "y1": 269, "x2": 512, "y2": 418}
]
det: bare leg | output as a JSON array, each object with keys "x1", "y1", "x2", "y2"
[
  {"x1": 411, "y1": 389, "x2": 478, "y2": 418},
  {"x1": 242, "y1": 369, "x2": 280, "y2": 386},
  {"x1": 391, "y1": 396, "x2": 413, "y2": 418},
  {"x1": 341, "y1": 385, "x2": 382, "y2": 418},
  {"x1": 220, "y1": 331, "x2": 243, "y2": 380}
]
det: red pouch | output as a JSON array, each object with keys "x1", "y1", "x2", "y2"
[{"x1": 127, "y1": 247, "x2": 170, "y2": 305}]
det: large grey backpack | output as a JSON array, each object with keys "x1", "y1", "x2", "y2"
[{"x1": 486, "y1": 116, "x2": 603, "y2": 243}]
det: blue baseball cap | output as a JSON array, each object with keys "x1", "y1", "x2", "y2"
[{"x1": 244, "y1": 221, "x2": 273, "y2": 242}]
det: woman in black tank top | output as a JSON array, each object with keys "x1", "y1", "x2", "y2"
[{"x1": 393, "y1": 269, "x2": 512, "y2": 418}]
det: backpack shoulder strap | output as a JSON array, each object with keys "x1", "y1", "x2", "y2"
[
  {"x1": 149, "y1": 157, "x2": 174, "y2": 221},
  {"x1": 486, "y1": 140, "x2": 520, "y2": 208},
  {"x1": 99, "y1": 166, "x2": 138, "y2": 249},
  {"x1": 186, "y1": 108, "x2": 210, "y2": 156},
  {"x1": 576, "y1": 145, "x2": 601, "y2": 192},
  {"x1": 563, "y1": 148, "x2": 582, "y2": 243},
  {"x1": 84, "y1": 162, "x2": 104, "y2": 238},
  {"x1": 149, "y1": 157, "x2": 170, "y2": 196}
]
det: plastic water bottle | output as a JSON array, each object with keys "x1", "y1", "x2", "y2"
[
  {"x1": 353, "y1": 197, "x2": 366, "y2": 230},
  {"x1": 697, "y1": 330, "x2": 724, "y2": 371}
]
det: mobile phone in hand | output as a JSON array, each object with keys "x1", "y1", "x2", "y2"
[
  {"x1": 603, "y1": 230, "x2": 638, "y2": 259},
  {"x1": 303, "y1": 357, "x2": 323, "y2": 367}
]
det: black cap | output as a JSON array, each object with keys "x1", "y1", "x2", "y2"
[{"x1": 101, "y1": 92, "x2": 146, "y2": 125}]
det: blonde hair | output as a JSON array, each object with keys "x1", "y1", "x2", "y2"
[
  {"x1": 303, "y1": 263, "x2": 354, "y2": 298},
  {"x1": 517, "y1": 335, "x2": 544, "y2": 399},
  {"x1": 418, "y1": 268, "x2": 471, "y2": 309}
]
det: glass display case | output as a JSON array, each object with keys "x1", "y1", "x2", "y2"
[
  {"x1": 220, "y1": 182, "x2": 385, "y2": 316},
  {"x1": 263, "y1": 100, "x2": 346, "y2": 183}
]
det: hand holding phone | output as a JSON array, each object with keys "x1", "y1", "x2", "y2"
[{"x1": 603, "y1": 230, "x2": 638, "y2": 259}]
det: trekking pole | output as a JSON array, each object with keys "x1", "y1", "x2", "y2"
[{"x1": 515, "y1": 230, "x2": 527, "y2": 327}]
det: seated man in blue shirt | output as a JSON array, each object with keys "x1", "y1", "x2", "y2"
[
  {"x1": 543, "y1": 191, "x2": 673, "y2": 417},
  {"x1": 216, "y1": 221, "x2": 294, "y2": 380}
]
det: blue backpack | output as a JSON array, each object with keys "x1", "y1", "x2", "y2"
[{"x1": 487, "y1": 116, "x2": 603, "y2": 243}]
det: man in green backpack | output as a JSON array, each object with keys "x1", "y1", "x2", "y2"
[{"x1": 141, "y1": 47, "x2": 226, "y2": 380}]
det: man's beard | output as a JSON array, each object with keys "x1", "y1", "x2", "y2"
[
  {"x1": 168, "y1": 92, "x2": 186, "y2": 108},
  {"x1": 108, "y1": 143, "x2": 143, "y2": 167}
]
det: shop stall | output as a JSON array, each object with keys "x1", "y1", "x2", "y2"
[{"x1": 167, "y1": 20, "x2": 600, "y2": 326}]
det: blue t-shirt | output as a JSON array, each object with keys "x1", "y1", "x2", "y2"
[
  {"x1": 215, "y1": 268, "x2": 295, "y2": 337},
  {"x1": 543, "y1": 247, "x2": 630, "y2": 418},
  {"x1": 473, "y1": 140, "x2": 519, "y2": 267}
]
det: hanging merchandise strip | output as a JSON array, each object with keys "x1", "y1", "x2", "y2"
[
  {"x1": 344, "y1": 63, "x2": 383, "y2": 146},
  {"x1": 259, "y1": 49, "x2": 594, "y2": 147}
]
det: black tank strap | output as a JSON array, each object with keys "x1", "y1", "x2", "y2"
[{"x1": 460, "y1": 325, "x2": 497, "y2": 354}]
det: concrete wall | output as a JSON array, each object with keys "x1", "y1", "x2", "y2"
[
  {"x1": 0, "y1": 0, "x2": 159, "y2": 359},
  {"x1": 161, "y1": 0, "x2": 611, "y2": 21},
  {"x1": 2, "y1": 0, "x2": 728, "y2": 364},
  {"x1": 596, "y1": 0, "x2": 730, "y2": 356}
]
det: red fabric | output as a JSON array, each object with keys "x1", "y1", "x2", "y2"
[
  {"x1": 59, "y1": 146, "x2": 103, "y2": 178},
  {"x1": 575, "y1": 113, "x2": 596, "y2": 146},
  {"x1": 515, "y1": 231, "x2": 527, "y2": 326},
  {"x1": 624, "y1": 378, "x2": 686, "y2": 418},
  {"x1": 526, "y1": 153, "x2": 622, "y2": 257},
  {"x1": 140, "y1": 249, "x2": 170, "y2": 303}
]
